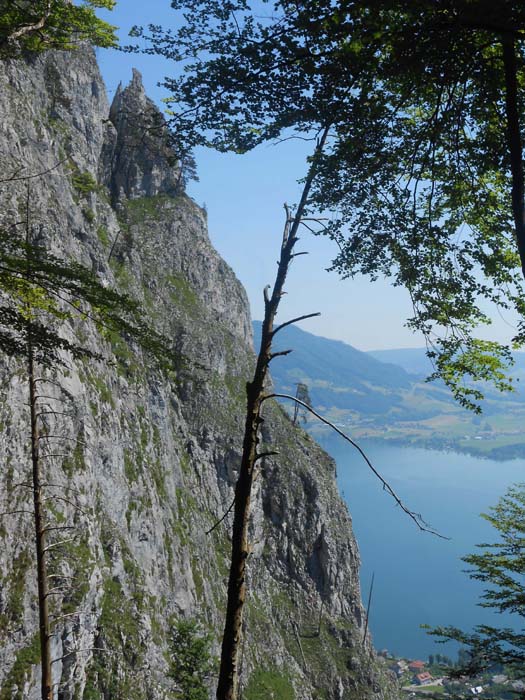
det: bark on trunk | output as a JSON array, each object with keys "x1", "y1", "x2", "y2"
[
  {"x1": 501, "y1": 32, "x2": 525, "y2": 280},
  {"x1": 216, "y1": 126, "x2": 329, "y2": 700},
  {"x1": 29, "y1": 339, "x2": 53, "y2": 700},
  {"x1": 25, "y1": 204, "x2": 52, "y2": 700}
]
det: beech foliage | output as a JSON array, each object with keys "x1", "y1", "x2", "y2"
[
  {"x1": 134, "y1": 0, "x2": 525, "y2": 410},
  {"x1": 0, "y1": 0, "x2": 117, "y2": 54}
]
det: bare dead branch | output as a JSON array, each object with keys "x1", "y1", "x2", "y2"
[
  {"x1": 0, "y1": 158, "x2": 67, "y2": 183},
  {"x1": 268, "y1": 349, "x2": 292, "y2": 361},
  {"x1": 11, "y1": 482, "x2": 34, "y2": 489},
  {"x1": 292, "y1": 620, "x2": 307, "y2": 670},
  {"x1": 51, "y1": 647, "x2": 106, "y2": 664},
  {"x1": 37, "y1": 410, "x2": 75, "y2": 418},
  {"x1": 272, "y1": 312, "x2": 321, "y2": 336},
  {"x1": 42, "y1": 537, "x2": 77, "y2": 553},
  {"x1": 254, "y1": 451, "x2": 279, "y2": 461},
  {"x1": 264, "y1": 394, "x2": 449, "y2": 540},
  {"x1": 299, "y1": 221, "x2": 319, "y2": 235},
  {"x1": 206, "y1": 496, "x2": 236, "y2": 535},
  {"x1": 42, "y1": 483, "x2": 84, "y2": 495},
  {"x1": 37, "y1": 435, "x2": 89, "y2": 448},
  {"x1": 43, "y1": 496, "x2": 87, "y2": 515},
  {"x1": 47, "y1": 574, "x2": 79, "y2": 581},
  {"x1": 49, "y1": 611, "x2": 96, "y2": 626},
  {"x1": 0, "y1": 509, "x2": 33, "y2": 517}
]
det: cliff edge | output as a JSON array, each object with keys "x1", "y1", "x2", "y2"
[{"x1": 0, "y1": 47, "x2": 398, "y2": 700}]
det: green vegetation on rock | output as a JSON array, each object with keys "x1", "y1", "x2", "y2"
[
  {"x1": 0, "y1": 633, "x2": 40, "y2": 700},
  {"x1": 244, "y1": 667, "x2": 295, "y2": 700}
]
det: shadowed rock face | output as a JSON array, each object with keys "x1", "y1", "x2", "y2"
[{"x1": 0, "y1": 47, "x2": 398, "y2": 700}]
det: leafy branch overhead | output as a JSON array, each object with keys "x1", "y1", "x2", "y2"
[
  {"x1": 134, "y1": 0, "x2": 525, "y2": 409},
  {"x1": 0, "y1": 0, "x2": 117, "y2": 55}
]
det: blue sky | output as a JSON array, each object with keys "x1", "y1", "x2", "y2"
[{"x1": 95, "y1": 1, "x2": 519, "y2": 351}]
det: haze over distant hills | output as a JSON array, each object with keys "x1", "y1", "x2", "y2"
[
  {"x1": 369, "y1": 347, "x2": 525, "y2": 383},
  {"x1": 254, "y1": 321, "x2": 525, "y2": 459}
]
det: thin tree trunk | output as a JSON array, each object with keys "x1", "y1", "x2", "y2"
[
  {"x1": 216, "y1": 125, "x2": 330, "y2": 700},
  {"x1": 501, "y1": 32, "x2": 525, "y2": 280},
  {"x1": 29, "y1": 337, "x2": 53, "y2": 700},
  {"x1": 25, "y1": 194, "x2": 52, "y2": 700}
]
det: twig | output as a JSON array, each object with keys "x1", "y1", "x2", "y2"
[
  {"x1": 263, "y1": 394, "x2": 449, "y2": 539},
  {"x1": 272, "y1": 312, "x2": 321, "y2": 336},
  {"x1": 206, "y1": 496, "x2": 236, "y2": 535},
  {"x1": 362, "y1": 572, "x2": 375, "y2": 645},
  {"x1": 0, "y1": 157, "x2": 66, "y2": 184},
  {"x1": 51, "y1": 647, "x2": 106, "y2": 664}
]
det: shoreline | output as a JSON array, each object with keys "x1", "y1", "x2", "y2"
[{"x1": 312, "y1": 431, "x2": 525, "y2": 462}]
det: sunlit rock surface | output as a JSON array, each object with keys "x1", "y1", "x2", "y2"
[{"x1": 0, "y1": 47, "x2": 398, "y2": 700}]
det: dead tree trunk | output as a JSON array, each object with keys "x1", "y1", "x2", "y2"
[
  {"x1": 216, "y1": 125, "x2": 329, "y2": 700},
  {"x1": 24, "y1": 200, "x2": 52, "y2": 700},
  {"x1": 28, "y1": 336, "x2": 53, "y2": 700}
]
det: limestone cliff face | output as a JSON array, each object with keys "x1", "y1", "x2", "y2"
[{"x1": 0, "y1": 48, "x2": 398, "y2": 700}]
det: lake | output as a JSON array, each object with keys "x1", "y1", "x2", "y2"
[{"x1": 318, "y1": 437, "x2": 525, "y2": 660}]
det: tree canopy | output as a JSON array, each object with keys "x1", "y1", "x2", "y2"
[
  {"x1": 134, "y1": 0, "x2": 525, "y2": 409},
  {"x1": 0, "y1": 0, "x2": 117, "y2": 55}
]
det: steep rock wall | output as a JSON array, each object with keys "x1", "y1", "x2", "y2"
[{"x1": 0, "y1": 47, "x2": 398, "y2": 700}]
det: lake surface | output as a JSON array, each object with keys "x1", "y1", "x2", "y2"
[{"x1": 318, "y1": 437, "x2": 525, "y2": 660}]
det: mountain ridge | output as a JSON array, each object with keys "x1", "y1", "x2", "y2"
[
  {"x1": 254, "y1": 322, "x2": 525, "y2": 459},
  {"x1": 0, "y1": 48, "x2": 396, "y2": 699}
]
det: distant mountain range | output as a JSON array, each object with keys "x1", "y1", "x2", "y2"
[
  {"x1": 369, "y1": 347, "x2": 525, "y2": 383},
  {"x1": 253, "y1": 321, "x2": 525, "y2": 459}
]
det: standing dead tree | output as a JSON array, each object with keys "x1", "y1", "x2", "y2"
[
  {"x1": 216, "y1": 123, "x2": 449, "y2": 700},
  {"x1": 216, "y1": 125, "x2": 329, "y2": 700},
  {"x1": 292, "y1": 382, "x2": 312, "y2": 425},
  {"x1": 28, "y1": 334, "x2": 53, "y2": 700}
]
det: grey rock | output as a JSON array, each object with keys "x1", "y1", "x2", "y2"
[
  {"x1": 102, "y1": 68, "x2": 182, "y2": 203},
  {"x1": 0, "y1": 47, "x2": 399, "y2": 700}
]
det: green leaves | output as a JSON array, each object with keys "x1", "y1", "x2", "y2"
[
  {"x1": 0, "y1": 228, "x2": 178, "y2": 371},
  {"x1": 0, "y1": 0, "x2": 117, "y2": 55},
  {"x1": 167, "y1": 619, "x2": 215, "y2": 700},
  {"x1": 431, "y1": 484, "x2": 525, "y2": 675},
  {"x1": 137, "y1": 0, "x2": 525, "y2": 406}
]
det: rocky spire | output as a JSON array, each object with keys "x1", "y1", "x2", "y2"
[{"x1": 103, "y1": 68, "x2": 181, "y2": 202}]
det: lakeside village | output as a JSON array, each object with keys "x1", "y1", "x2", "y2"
[{"x1": 376, "y1": 651, "x2": 525, "y2": 697}]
